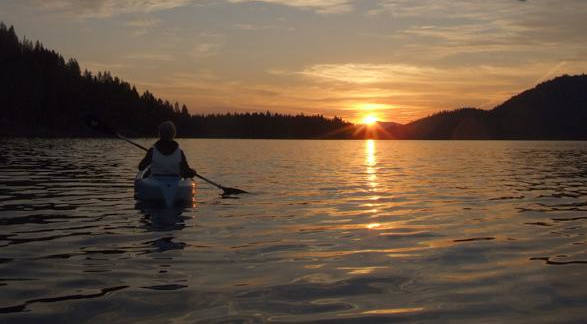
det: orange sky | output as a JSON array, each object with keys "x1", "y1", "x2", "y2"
[{"x1": 2, "y1": 0, "x2": 586, "y2": 123}]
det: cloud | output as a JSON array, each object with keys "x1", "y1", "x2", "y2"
[
  {"x1": 362, "y1": 0, "x2": 587, "y2": 64},
  {"x1": 34, "y1": 0, "x2": 192, "y2": 18},
  {"x1": 369, "y1": 0, "x2": 530, "y2": 18},
  {"x1": 189, "y1": 32, "x2": 225, "y2": 59},
  {"x1": 126, "y1": 17, "x2": 162, "y2": 28},
  {"x1": 125, "y1": 17, "x2": 162, "y2": 36},
  {"x1": 297, "y1": 64, "x2": 436, "y2": 84},
  {"x1": 233, "y1": 23, "x2": 295, "y2": 32},
  {"x1": 234, "y1": 24, "x2": 266, "y2": 31},
  {"x1": 33, "y1": 0, "x2": 353, "y2": 17},
  {"x1": 190, "y1": 43, "x2": 222, "y2": 58},
  {"x1": 125, "y1": 53, "x2": 175, "y2": 62},
  {"x1": 227, "y1": 0, "x2": 353, "y2": 14},
  {"x1": 296, "y1": 62, "x2": 556, "y2": 87}
]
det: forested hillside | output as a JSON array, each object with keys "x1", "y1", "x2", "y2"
[{"x1": 0, "y1": 23, "x2": 351, "y2": 138}]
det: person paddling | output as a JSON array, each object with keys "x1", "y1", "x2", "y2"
[{"x1": 138, "y1": 121, "x2": 197, "y2": 178}]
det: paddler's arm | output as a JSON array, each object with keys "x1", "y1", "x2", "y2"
[
  {"x1": 138, "y1": 148, "x2": 153, "y2": 170},
  {"x1": 179, "y1": 150, "x2": 197, "y2": 178}
]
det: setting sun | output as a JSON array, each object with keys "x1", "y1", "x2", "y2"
[{"x1": 362, "y1": 115, "x2": 378, "y2": 125}]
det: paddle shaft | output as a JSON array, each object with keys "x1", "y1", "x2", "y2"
[
  {"x1": 116, "y1": 133, "x2": 227, "y2": 190},
  {"x1": 192, "y1": 173, "x2": 224, "y2": 190},
  {"x1": 116, "y1": 132, "x2": 149, "y2": 151}
]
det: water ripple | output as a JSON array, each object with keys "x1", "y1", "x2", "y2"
[{"x1": 0, "y1": 139, "x2": 586, "y2": 322}]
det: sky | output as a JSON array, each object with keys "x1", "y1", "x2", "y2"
[{"x1": 1, "y1": 0, "x2": 586, "y2": 123}]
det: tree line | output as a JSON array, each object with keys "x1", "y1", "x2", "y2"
[{"x1": 0, "y1": 23, "x2": 353, "y2": 138}]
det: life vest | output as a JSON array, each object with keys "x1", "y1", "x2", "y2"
[{"x1": 151, "y1": 146, "x2": 181, "y2": 176}]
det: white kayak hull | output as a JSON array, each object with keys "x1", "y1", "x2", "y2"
[{"x1": 134, "y1": 167, "x2": 195, "y2": 207}]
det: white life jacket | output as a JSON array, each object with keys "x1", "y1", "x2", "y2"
[{"x1": 151, "y1": 146, "x2": 181, "y2": 176}]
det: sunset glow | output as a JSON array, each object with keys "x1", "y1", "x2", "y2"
[
  {"x1": 362, "y1": 115, "x2": 378, "y2": 125},
  {"x1": 3, "y1": 1, "x2": 586, "y2": 123},
  {"x1": 356, "y1": 103, "x2": 391, "y2": 111}
]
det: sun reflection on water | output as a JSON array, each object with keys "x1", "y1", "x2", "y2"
[
  {"x1": 364, "y1": 139, "x2": 380, "y2": 216},
  {"x1": 362, "y1": 307, "x2": 425, "y2": 315},
  {"x1": 366, "y1": 139, "x2": 376, "y2": 167},
  {"x1": 366, "y1": 140, "x2": 377, "y2": 190}
]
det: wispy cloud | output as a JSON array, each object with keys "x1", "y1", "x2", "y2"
[
  {"x1": 34, "y1": 0, "x2": 192, "y2": 18},
  {"x1": 190, "y1": 43, "x2": 222, "y2": 58},
  {"x1": 125, "y1": 53, "x2": 175, "y2": 62},
  {"x1": 296, "y1": 62, "x2": 565, "y2": 90},
  {"x1": 125, "y1": 17, "x2": 162, "y2": 36},
  {"x1": 369, "y1": 0, "x2": 530, "y2": 18},
  {"x1": 33, "y1": 0, "x2": 353, "y2": 17},
  {"x1": 227, "y1": 0, "x2": 353, "y2": 14},
  {"x1": 189, "y1": 32, "x2": 224, "y2": 59},
  {"x1": 126, "y1": 17, "x2": 161, "y2": 28},
  {"x1": 233, "y1": 23, "x2": 295, "y2": 32},
  {"x1": 362, "y1": 0, "x2": 587, "y2": 64},
  {"x1": 297, "y1": 64, "x2": 436, "y2": 84}
]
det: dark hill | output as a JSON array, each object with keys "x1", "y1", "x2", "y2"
[
  {"x1": 491, "y1": 74, "x2": 587, "y2": 139},
  {"x1": 390, "y1": 108, "x2": 492, "y2": 139},
  {"x1": 382, "y1": 74, "x2": 587, "y2": 139}
]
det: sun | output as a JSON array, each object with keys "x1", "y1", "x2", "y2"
[{"x1": 362, "y1": 115, "x2": 378, "y2": 125}]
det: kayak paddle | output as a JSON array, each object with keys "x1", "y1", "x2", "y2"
[{"x1": 84, "y1": 115, "x2": 248, "y2": 195}]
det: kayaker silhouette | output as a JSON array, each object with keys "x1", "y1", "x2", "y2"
[{"x1": 138, "y1": 121, "x2": 197, "y2": 178}]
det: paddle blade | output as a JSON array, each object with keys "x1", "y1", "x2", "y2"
[{"x1": 221, "y1": 187, "x2": 248, "y2": 195}]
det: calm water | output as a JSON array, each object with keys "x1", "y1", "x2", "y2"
[{"x1": 1, "y1": 139, "x2": 586, "y2": 323}]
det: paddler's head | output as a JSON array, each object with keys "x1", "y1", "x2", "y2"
[{"x1": 158, "y1": 121, "x2": 176, "y2": 141}]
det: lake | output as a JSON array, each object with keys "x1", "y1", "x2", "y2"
[{"x1": 1, "y1": 139, "x2": 586, "y2": 322}]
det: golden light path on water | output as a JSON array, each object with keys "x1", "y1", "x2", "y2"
[{"x1": 365, "y1": 139, "x2": 381, "y2": 221}]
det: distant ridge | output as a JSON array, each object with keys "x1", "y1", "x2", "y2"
[{"x1": 381, "y1": 74, "x2": 587, "y2": 139}]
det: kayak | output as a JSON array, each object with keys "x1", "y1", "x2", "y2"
[{"x1": 134, "y1": 166, "x2": 195, "y2": 207}]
